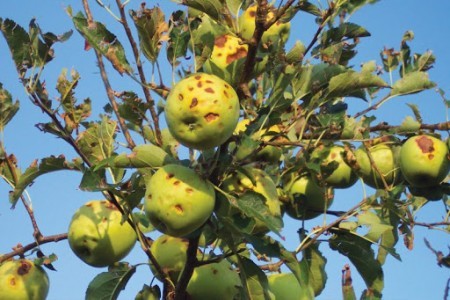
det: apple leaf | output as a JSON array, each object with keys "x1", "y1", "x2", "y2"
[
  {"x1": 301, "y1": 243, "x2": 328, "y2": 296},
  {"x1": 166, "y1": 11, "x2": 190, "y2": 67},
  {"x1": 0, "y1": 18, "x2": 32, "y2": 73},
  {"x1": 396, "y1": 116, "x2": 421, "y2": 134},
  {"x1": 130, "y1": 6, "x2": 168, "y2": 63},
  {"x1": 357, "y1": 211, "x2": 393, "y2": 243},
  {"x1": 86, "y1": 263, "x2": 136, "y2": 300},
  {"x1": 0, "y1": 83, "x2": 19, "y2": 129},
  {"x1": 329, "y1": 230, "x2": 384, "y2": 297},
  {"x1": 326, "y1": 69, "x2": 388, "y2": 99},
  {"x1": 280, "y1": 248, "x2": 316, "y2": 299},
  {"x1": 295, "y1": 1, "x2": 322, "y2": 17},
  {"x1": 69, "y1": 10, "x2": 132, "y2": 75},
  {"x1": 389, "y1": 71, "x2": 436, "y2": 97},
  {"x1": 10, "y1": 155, "x2": 83, "y2": 207},
  {"x1": 238, "y1": 256, "x2": 272, "y2": 300},
  {"x1": 182, "y1": 0, "x2": 224, "y2": 22}
]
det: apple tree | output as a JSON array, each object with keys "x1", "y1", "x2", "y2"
[{"x1": 0, "y1": 0, "x2": 449, "y2": 299}]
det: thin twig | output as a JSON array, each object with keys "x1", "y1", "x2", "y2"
[{"x1": 303, "y1": 5, "x2": 335, "y2": 57}]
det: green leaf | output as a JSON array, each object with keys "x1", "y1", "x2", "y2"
[
  {"x1": 327, "y1": 69, "x2": 388, "y2": 99},
  {"x1": 302, "y1": 243, "x2": 327, "y2": 296},
  {"x1": 0, "y1": 18, "x2": 32, "y2": 73},
  {"x1": 414, "y1": 51, "x2": 435, "y2": 72},
  {"x1": 357, "y1": 211, "x2": 393, "y2": 243},
  {"x1": 234, "y1": 191, "x2": 283, "y2": 236},
  {"x1": 295, "y1": 1, "x2": 321, "y2": 17},
  {"x1": 0, "y1": 83, "x2": 19, "y2": 128},
  {"x1": 340, "y1": 0, "x2": 380, "y2": 15},
  {"x1": 69, "y1": 10, "x2": 132, "y2": 74},
  {"x1": 234, "y1": 135, "x2": 260, "y2": 161},
  {"x1": 280, "y1": 248, "x2": 316, "y2": 299},
  {"x1": 239, "y1": 257, "x2": 272, "y2": 300},
  {"x1": 130, "y1": 6, "x2": 168, "y2": 63},
  {"x1": 329, "y1": 231, "x2": 384, "y2": 297},
  {"x1": 86, "y1": 263, "x2": 136, "y2": 300},
  {"x1": 166, "y1": 11, "x2": 190, "y2": 67},
  {"x1": 389, "y1": 71, "x2": 436, "y2": 97},
  {"x1": 10, "y1": 156, "x2": 83, "y2": 207},
  {"x1": 396, "y1": 116, "x2": 420, "y2": 134},
  {"x1": 321, "y1": 23, "x2": 371, "y2": 46},
  {"x1": 183, "y1": 0, "x2": 224, "y2": 22},
  {"x1": 76, "y1": 117, "x2": 117, "y2": 164}
]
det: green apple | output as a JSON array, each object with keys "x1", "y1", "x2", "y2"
[
  {"x1": 210, "y1": 34, "x2": 248, "y2": 69},
  {"x1": 144, "y1": 164, "x2": 215, "y2": 237},
  {"x1": 187, "y1": 259, "x2": 242, "y2": 300},
  {"x1": 68, "y1": 200, "x2": 137, "y2": 267},
  {"x1": 354, "y1": 143, "x2": 403, "y2": 189},
  {"x1": 399, "y1": 135, "x2": 449, "y2": 187},
  {"x1": 311, "y1": 145, "x2": 358, "y2": 188},
  {"x1": 135, "y1": 284, "x2": 161, "y2": 300},
  {"x1": 268, "y1": 273, "x2": 301, "y2": 299},
  {"x1": 165, "y1": 73, "x2": 240, "y2": 150},
  {"x1": 220, "y1": 166, "x2": 282, "y2": 234},
  {"x1": 285, "y1": 175, "x2": 334, "y2": 220},
  {"x1": 150, "y1": 234, "x2": 188, "y2": 283},
  {"x1": 239, "y1": 5, "x2": 291, "y2": 47},
  {"x1": 0, "y1": 259, "x2": 49, "y2": 300}
]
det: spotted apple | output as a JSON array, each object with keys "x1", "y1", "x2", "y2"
[
  {"x1": 186, "y1": 259, "x2": 242, "y2": 300},
  {"x1": 285, "y1": 175, "x2": 334, "y2": 220},
  {"x1": 67, "y1": 200, "x2": 137, "y2": 267},
  {"x1": 239, "y1": 4, "x2": 291, "y2": 48},
  {"x1": 399, "y1": 135, "x2": 449, "y2": 187},
  {"x1": 210, "y1": 34, "x2": 248, "y2": 69},
  {"x1": 0, "y1": 259, "x2": 49, "y2": 300},
  {"x1": 311, "y1": 145, "x2": 358, "y2": 188},
  {"x1": 165, "y1": 73, "x2": 240, "y2": 150},
  {"x1": 144, "y1": 164, "x2": 215, "y2": 237},
  {"x1": 354, "y1": 143, "x2": 403, "y2": 189}
]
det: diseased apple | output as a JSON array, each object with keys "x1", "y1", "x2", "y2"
[
  {"x1": 210, "y1": 34, "x2": 248, "y2": 69},
  {"x1": 285, "y1": 175, "x2": 334, "y2": 220},
  {"x1": 144, "y1": 164, "x2": 216, "y2": 237},
  {"x1": 68, "y1": 200, "x2": 137, "y2": 267},
  {"x1": 220, "y1": 166, "x2": 282, "y2": 234},
  {"x1": 268, "y1": 273, "x2": 301, "y2": 299},
  {"x1": 165, "y1": 73, "x2": 240, "y2": 150},
  {"x1": 399, "y1": 135, "x2": 449, "y2": 187},
  {"x1": 0, "y1": 259, "x2": 49, "y2": 300},
  {"x1": 149, "y1": 234, "x2": 188, "y2": 283},
  {"x1": 311, "y1": 145, "x2": 358, "y2": 188},
  {"x1": 354, "y1": 143, "x2": 403, "y2": 189},
  {"x1": 239, "y1": 4, "x2": 291, "y2": 48},
  {"x1": 186, "y1": 259, "x2": 242, "y2": 300}
]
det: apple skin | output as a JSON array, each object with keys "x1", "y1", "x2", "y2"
[
  {"x1": 285, "y1": 175, "x2": 334, "y2": 220},
  {"x1": 165, "y1": 73, "x2": 240, "y2": 150},
  {"x1": 150, "y1": 234, "x2": 189, "y2": 283},
  {"x1": 311, "y1": 145, "x2": 358, "y2": 188},
  {"x1": 144, "y1": 164, "x2": 216, "y2": 237},
  {"x1": 354, "y1": 143, "x2": 403, "y2": 189},
  {"x1": 239, "y1": 5, "x2": 291, "y2": 47},
  {"x1": 220, "y1": 166, "x2": 282, "y2": 234},
  {"x1": 68, "y1": 200, "x2": 137, "y2": 268},
  {"x1": 399, "y1": 135, "x2": 450, "y2": 188},
  {"x1": 186, "y1": 259, "x2": 242, "y2": 300},
  {"x1": 210, "y1": 34, "x2": 248, "y2": 69},
  {"x1": 268, "y1": 273, "x2": 301, "y2": 299},
  {"x1": 0, "y1": 259, "x2": 49, "y2": 300}
]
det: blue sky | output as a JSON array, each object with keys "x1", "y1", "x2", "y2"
[{"x1": 0, "y1": 1, "x2": 449, "y2": 299}]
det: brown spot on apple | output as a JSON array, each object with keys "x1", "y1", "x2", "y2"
[
  {"x1": 206, "y1": 80, "x2": 213, "y2": 84},
  {"x1": 205, "y1": 87, "x2": 215, "y2": 93},
  {"x1": 17, "y1": 261, "x2": 32, "y2": 276},
  {"x1": 174, "y1": 204, "x2": 184, "y2": 214},
  {"x1": 178, "y1": 93, "x2": 184, "y2": 101},
  {"x1": 188, "y1": 86, "x2": 194, "y2": 91},
  {"x1": 190, "y1": 98, "x2": 198, "y2": 108},
  {"x1": 214, "y1": 35, "x2": 227, "y2": 48},
  {"x1": 204, "y1": 113, "x2": 219, "y2": 122},
  {"x1": 416, "y1": 135, "x2": 435, "y2": 153},
  {"x1": 249, "y1": 10, "x2": 256, "y2": 17},
  {"x1": 185, "y1": 188, "x2": 194, "y2": 194},
  {"x1": 195, "y1": 75, "x2": 201, "y2": 80},
  {"x1": 428, "y1": 154, "x2": 434, "y2": 160},
  {"x1": 174, "y1": 180, "x2": 181, "y2": 186},
  {"x1": 9, "y1": 277, "x2": 16, "y2": 286},
  {"x1": 166, "y1": 173, "x2": 175, "y2": 179},
  {"x1": 197, "y1": 81, "x2": 203, "y2": 88},
  {"x1": 226, "y1": 47, "x2": 248, "y2": 64}
]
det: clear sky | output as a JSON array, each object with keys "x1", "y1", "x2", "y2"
[{"x1": 0, "y1": 1, "x2": 449, "y2": 299}]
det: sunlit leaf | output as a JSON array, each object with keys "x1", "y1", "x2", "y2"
[
  {"x1": 0, "y1": 83, "x2": 19, "y2": 128},
  {"x1": 86, "y1": 263, "x2": 136, "y2": 300},
  {"x1": 389, "y1": 71, "x2": 436, "y2": 97},
  {"x1": 239, "y1": 257, "x2": 272, "y2": 300},
  {"x1": 166, "y1": 11, "x2": 190, "y2": 67},
  {"x1": 302, "y1": 243, "x2": 327, "y2": 296}
]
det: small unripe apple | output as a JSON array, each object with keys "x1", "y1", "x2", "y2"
[
  {"x1": 144, "y1": 164, "x2": 215, "y2": 237},
  {"x1": 0, "y1": 259, "x2": 49, "y2": 300},
  {"x1": 186, "y1": 259, "x2": 242, "y2": 300},
  {"x1": 149, "y1": 234, "x2": 188, "y2": 283},
  {"x1": 399, "y1": 135, "x2": 449, "y2": 187},
  {"x1": 220, "y1": 166, "x2": 282, "y2": 234},
  {"x1": 210, "y1": 34, "x2": 248, "y2": 69},
  {"x1": 285, "y1": 175, "x2": 334, "y2": 220},
  {"x1": 239, "y1": 5, "x2": 291, "y2": 47},
  {"x1": 268, "y1": 273, "x2": 301, "y2": 299},
  {"x1": 354, "y1": 143, "x2": 403, "y2": 189},
  {"x1": 68, "y1": 200, "x2": 137, "y2": 267},
  {"x1": 311, "y1": 145, "x2": 358, "y2": 188},
  {"x1": 165, "y1": 73, "x2": 240, "y2": 150}
]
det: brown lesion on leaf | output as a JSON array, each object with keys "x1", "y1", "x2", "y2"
[{"x1": 204, "y1": 113, "x2": 219, "y2": 122}]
